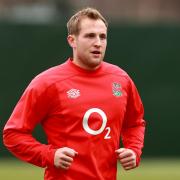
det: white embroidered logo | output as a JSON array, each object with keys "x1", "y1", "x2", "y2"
[{"x1": 67, "y1": 89, "x2": 80, "y2": 99}]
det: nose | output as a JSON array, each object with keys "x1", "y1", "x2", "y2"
[{"x1": 94, "y1": 37, "x2": 101, "y2": 47}]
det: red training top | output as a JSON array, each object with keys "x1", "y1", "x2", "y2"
[{"x1": 3, "y1": 58, "x2": 145, "y2": 180}]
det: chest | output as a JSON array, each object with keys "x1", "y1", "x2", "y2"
[
  {"x1": 43, "y1": 74, "x2": 130, "y2": 143},
  {"x1": 54, "y1": 75, "x2": 129, "y2": 123}
]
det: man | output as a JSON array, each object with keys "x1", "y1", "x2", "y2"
[{"x1": 3, "y1": 7, "x2": 145, "y2": 180}]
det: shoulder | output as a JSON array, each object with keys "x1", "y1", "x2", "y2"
[
  {"x1": 26, "y1": 61, "x2": 72, "y2": 93},
  {"x1": 102, "y1": 61, "x2": 130, "y2": 80},
  {"x1": 102, "y1": 61, "x2": 137, "y2": 91}
]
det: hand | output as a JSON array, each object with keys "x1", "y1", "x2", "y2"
[
  {"x1": 54, "y1": 147, "x2": 78, "y2": 170},
  {"x1": 115, "y1": 148, "x2": 136, "y2": 170}
]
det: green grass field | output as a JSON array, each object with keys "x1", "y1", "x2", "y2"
[{"x1": 0, "y1": 158, "x2": 180, "y2": 180}]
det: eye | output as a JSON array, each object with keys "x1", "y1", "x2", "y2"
[
  {"x1": 85, "y1": 33, "x2": 95, "y2": 38},
  {"x1": 100, "y1": 34, "x2": 107, "y2": 40}
]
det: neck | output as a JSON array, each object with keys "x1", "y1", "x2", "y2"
[{"x1": 72, "y1": 56, "x2": 102, "y2": 71}]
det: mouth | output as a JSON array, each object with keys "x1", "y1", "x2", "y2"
[{"x1": 91, "y1": 51, "x2": 101, "y2": 55}]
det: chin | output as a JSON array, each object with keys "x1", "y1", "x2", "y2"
[
  {"x1": 80, "y1": 56, "x2": 103, "y2": 69},
  {"x1": 88, "y1": 60, "x2": 102, "y2": 69}
]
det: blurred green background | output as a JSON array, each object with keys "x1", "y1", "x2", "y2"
[
  {"x1": 1, "y1": 1, "x2": 180, "y2": 179},
  {"x1": 1, "y1": 23, "x2": 180, "y2": 157},
  {"x1": 0, "y1": 22, "x2": 180, "y2": 179}
]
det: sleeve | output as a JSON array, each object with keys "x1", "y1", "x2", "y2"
[
  {"x1": 121, "y1": 78, "x2": 146, "y2": 166},
  {"x1": 3, "y1": 79, "x2": 57, "y2": 168}
]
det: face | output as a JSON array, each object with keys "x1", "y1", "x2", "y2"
[{"x1": 68, "y1": 18, "x2": 107, "y2": 70}]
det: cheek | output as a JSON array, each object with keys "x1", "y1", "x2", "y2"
[
  {"x1": 103, "y1": 45, "x2": 107, "y2": 53},
  {"x1": 77, "y1": 45, "x2": 85, "y2": 53},
  {"x1": 103, "y1": 41, "x2": 107, "y2": 48},
  {"x1": 78, "y1": 43, "x2": 89, "y2": 52}
]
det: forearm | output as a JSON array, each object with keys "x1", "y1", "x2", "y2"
[
  {"x1": 121, "y1": 120, "x2": 145, "y2": 166},
  {"x1": 3, "y1": 129, "x2": 56, "y2": 168}
]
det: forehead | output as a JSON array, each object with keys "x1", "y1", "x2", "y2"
[{"x1": 79, "y1": 18, "x2": 107, "y2": 34}]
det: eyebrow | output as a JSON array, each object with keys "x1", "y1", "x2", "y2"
[{"x1": 84, "y1": 32, "x2": 107, "y2": 37}]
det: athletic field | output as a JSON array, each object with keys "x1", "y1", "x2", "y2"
[{"x1": 0, "y1": 158, "x2": 179, "y2": 180}]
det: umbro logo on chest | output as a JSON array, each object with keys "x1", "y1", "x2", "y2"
[{"x1": 67, "y1": 88, "x2": 81, "y2": 99}]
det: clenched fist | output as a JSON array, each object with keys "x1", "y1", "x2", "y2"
[
  {"x1": 54, "y1": 147, "x2": 78, "y2": 170},
  {"x1": 115, "y1": 148, "x2": 136, "y2": 170}
]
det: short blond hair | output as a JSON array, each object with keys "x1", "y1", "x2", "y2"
[{"x1": 67, "y1": 7, "x2": 108, "y2": 35}]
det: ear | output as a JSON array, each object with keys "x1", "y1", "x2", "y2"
[{"x1": 67, "y1": 35, "x2": 76, "y2": 48}]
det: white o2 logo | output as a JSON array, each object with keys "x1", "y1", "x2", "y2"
[{"x1": 82, "y1": 108, "x2": 111, "y2": 139}]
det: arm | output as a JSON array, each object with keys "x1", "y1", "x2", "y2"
[
  {"x1": 117, "y1": 78, "x2": 146, "y2": 169},
  {"x1": 3, "y1": 81, "x2": 56, "y2": 168}
]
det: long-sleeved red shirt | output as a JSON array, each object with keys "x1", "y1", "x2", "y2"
[{"x1": 3, "y1": 58, "x2": 145, "y2": 180}]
